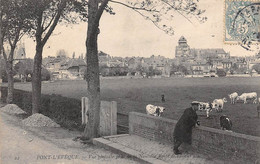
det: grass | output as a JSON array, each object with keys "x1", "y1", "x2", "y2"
[{"x1": 8, "y1": 77, "x2": 260, "y2": 137}]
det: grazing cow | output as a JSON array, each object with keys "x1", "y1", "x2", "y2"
[
  {"x1": 212, "y1": 98, "x2": 227, "y2": 112},
  {"x1": 197, "y1": 102, "x2": 213, "y2": 118},
  {"x1": 220, "y1": 115, "x2": 232, "y2": 131},
  {"x1": 146, "y1": 104, "x2": 165, "y2": 117},
  {"x1": 237, "y1": 92, "x2": 257, "y2": 104},
  {"x1": 228, "y1": 92, "x2": 238, "y2": 104}
]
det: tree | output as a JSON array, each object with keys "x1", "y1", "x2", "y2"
[
  {"x1": 56, "y1": 49, "x2": 68, "y2": 58},
  {"x1": 0, "y1": 0, "x2": 32, "y2": 103},
  {"x1": 27, "y1": 0, "x2": 87, "y2": 114},
  {"x1": 83, "y1": 0, "x2": 206, "y2": 140},
  {"x1": 252, "y1": 64, "x2": 260, "y2": 74},
  {"x1": 170, "y1": 63, "x2": 178, "y2": 75},
  {"x1": 177, "y1": 64, "x2": 188, "y2": 75},
  {"x1": 216, "y1": 68, "x2": 226, "y2": 77},
  {"x1": 14, "y1": 59, "x2": 33, "y2": 81},
  {"x1": 136, "y1": 64, "x2": 144, "y2": 73}
]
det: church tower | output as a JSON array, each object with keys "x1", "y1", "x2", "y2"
[
  {"x1": 14, "y1": 42, "x2": 26, "y2": 60},
  {"x1": 175, "y1": 36, "x2": 191, "y2": 59}
]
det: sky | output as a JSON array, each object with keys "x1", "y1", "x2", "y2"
[{"x1": 21, "y1": 0, "x2": 259, "y2": 59}]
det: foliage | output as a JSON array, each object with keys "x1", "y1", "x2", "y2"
[
  {"x1": 0, "y1": 86, "x2": 84, "y2": 131},
  {"x1": 216, "y1": 69, "x2": 226, "y2": 77},
  {"x1": 41, "y1": 67, "x2": 51, "y2": 81},
  {"x1": 13, "y1": 59, "x2": 50, "y2": 82},
  {"x1": 56, "y1": 49, "x2": 68, "y2": 58},
  {"x1": 146, "y1": 66, "x2": 162, "y2": 76},
  {"x1": 171, "y1": 63, "x2": 188, "y2": 75},
  {"x1": 252, "y1": 64, "x2": 260, "y2": 74},
  {"x1": 14, "y1": 59, "x2": 33, "y2": 78},
  {"x1": 110, "y1": 0, "x2": 207, "y2": 35},
  {"x1": 0, "y1": 0, "x2": 36, "y2": 103},
  {"x1": 27, "y1": 0, "x2": 88, "y2": 114},
  {"x1": 99, "y1": 66, "x2": 128, "y2": 76}
]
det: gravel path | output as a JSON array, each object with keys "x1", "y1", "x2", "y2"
[{"x1": 0, "y1": 106, "x2": 138, "y2": 164}]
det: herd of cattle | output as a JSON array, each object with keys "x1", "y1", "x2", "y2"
[
  {"x1": 197, "y1": 92, "x2": 259, "y2": 118},
  {"x1": 146, "y1": 92, "x2": 259, "y2": 131}
]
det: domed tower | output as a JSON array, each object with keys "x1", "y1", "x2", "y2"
[{"x1": 175, "y1": 36, "x2": 191, "y2": 59}]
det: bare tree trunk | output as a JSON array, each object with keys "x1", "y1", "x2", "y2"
[
  {"x1": 5, "y1": 61, "x2": 13, "y2": 103},
  {"x1": 83, "y1": 0, "x2": 101, "y2": 140},
  {"x1": 32, "y1": 45, "x2": 43, "y2": 114}
]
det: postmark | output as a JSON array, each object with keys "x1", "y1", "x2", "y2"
[{"x1": 224, "y1": 0, "x2": 260, "y2": 50}]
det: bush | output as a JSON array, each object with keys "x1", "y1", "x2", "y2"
[
  {"x1": 41, "y1": 68, "x2": 51, "y2": 81},
  {"x1": 216, "y1": 69, "x2": 226, "y2": 77},
  {"x1": 0, "y1": 87, "x2": 84, "y2": 131},
  {"x1": 0, "y1": 69, "x2": 7, "y2": 82}
]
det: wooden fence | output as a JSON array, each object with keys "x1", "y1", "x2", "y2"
[{"x1": 81, "y1": 97, "x2": 117, "y2": 136}]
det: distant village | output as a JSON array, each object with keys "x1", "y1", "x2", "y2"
[{"x1": 1, "y1": 36, "x2": 260, "y2": 81}]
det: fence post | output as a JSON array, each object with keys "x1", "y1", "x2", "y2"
[
  {"x1": 81, "y1": 97, "x2": 117, "y2": 136},
  {"x1": 111, "y1": 101, "x2": 117, "y2": 135},
  {"x1": 81, "y1": 97, "x2": 89, "y2": 124},
  {"x1": 100, "y1": 101, "x2": 117, "y2": 136}
]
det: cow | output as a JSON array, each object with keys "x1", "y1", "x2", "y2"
[
  {"x1": 197, "y1": 102, "x2": 213, "y2": 118},
  {"x1": 237, "y1": 92, "x2": 257, "y2": 104},
  {"x1": 228, "y1": 92, "x2": 238, "y2": 104},
  {"x1": 212, "y1": 98, "x2": 227, "y2": 112},
  {"x1": 220, "y1": 115, "x2": 232, "y2": 131},
  {"x1": 146, "y1": 104, "x2": 165, "y2": 117}
]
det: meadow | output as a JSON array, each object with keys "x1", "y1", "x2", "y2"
[{"x1": 11, "y1": 77, "x2": 260, "y2": 136}]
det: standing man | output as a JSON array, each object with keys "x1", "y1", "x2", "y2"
[
  {"x1": 173, "y1": 101, "x2": 200, "y2": 155},
  {"x1": 161, "y1": 94, "x2": 165, "y2": 103}
]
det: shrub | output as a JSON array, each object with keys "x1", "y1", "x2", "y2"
[
  {"x1": 0, "y1": 87, "x2": 83, "y2": 131},
  {"x1": 41, "y1": 68, "x2": 51, "y2": 81},
  {"x1": 216, "y1": 69, "x2": 226, "y2": 77}
]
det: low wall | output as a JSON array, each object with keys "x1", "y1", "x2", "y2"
[{"x1": 129, "y1": 112, "x2": 260, "y2": 163}]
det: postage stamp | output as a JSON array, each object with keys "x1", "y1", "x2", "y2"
[{"x1": 224, "y1": 0, "x2": 260, "y2": 48}]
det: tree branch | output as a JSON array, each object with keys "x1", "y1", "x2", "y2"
[
  {"x1": 95, "y1": 0, "x2": 110, "y2": 26},
  {"x1": 2, "y1": 47, "x2": 8, "y2": 61},
  {"x1": 42, "y1": 11, "x2": 57, "y2": 32},
  {"x1": 133, "y1": 9, "x2": 174, "y2": 35},
  {"x1": 110, "y1": 0, "x2": 159, "y2": 13},
  {"x1": 160, "y1": 0, "x2": 193, "y2": 24},
  {"x1": 8, "y1": 26, "x2": 21, "y2": 61},
  {"x1": 41, "y1": 15, "x2": 47, "y2": 30},
  {"x1": 41, "y1": 1, "x2": 66, "y2": 46}
]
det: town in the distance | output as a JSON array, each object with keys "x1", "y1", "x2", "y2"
[{"x1": 1, "y1": 36, "x2": 260, "y2": 82}]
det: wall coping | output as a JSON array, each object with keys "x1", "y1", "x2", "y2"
[{"x1": 129, "y1": 112, "x2": 260, "y2": 142}]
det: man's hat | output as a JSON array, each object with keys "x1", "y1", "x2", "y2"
[{"x1": 191, "y1": 101, "x2": 200, "y2": 105}]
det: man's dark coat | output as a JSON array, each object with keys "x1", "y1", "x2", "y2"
[{"x1": 173, "y1": 107, "x2": 198, "y2": 144}]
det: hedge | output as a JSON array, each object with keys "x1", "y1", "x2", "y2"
[{"x1": 0, "y1": 87, "x2": 84, "y2": 131}]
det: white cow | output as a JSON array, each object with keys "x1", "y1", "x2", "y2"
[
  {"x1": 212, "y1": 98, "x2": 227, "y2": 112},
  {"x1": 237, "y1": 92, "x2": 257, "y2": 104},
  {"x1": 146, "y1": 104, "x2": 165, "y2": 117},
  {"x1": 228, "y1": 92, "x2": 238, "y2": 104},
  {"x1": 197, "y1": 102, "x2": 213, "y2": 118}
]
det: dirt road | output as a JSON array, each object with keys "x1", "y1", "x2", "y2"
[{"x1": 0, "y1": 110, "x2": 137, "y2": 164}]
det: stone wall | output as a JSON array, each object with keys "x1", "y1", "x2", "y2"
[{"x1": 129, "y1": 112, "x2": 260, "y2": 163}]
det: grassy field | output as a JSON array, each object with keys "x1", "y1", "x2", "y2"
[{"x1": 10, "y1": 77, "x2": 260, "y2": 137}]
